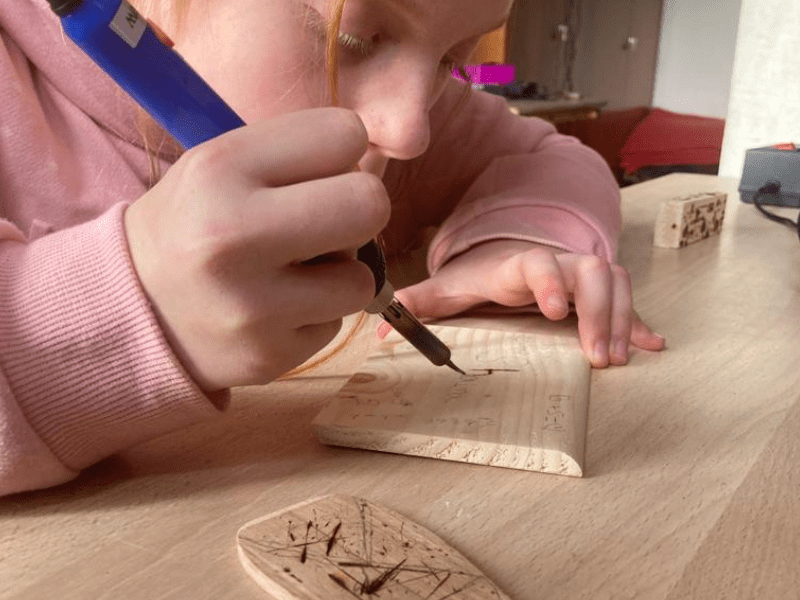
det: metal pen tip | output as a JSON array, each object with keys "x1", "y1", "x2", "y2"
[{"x1": 446, "y1": 360, "x2": 466, "y2": 375}]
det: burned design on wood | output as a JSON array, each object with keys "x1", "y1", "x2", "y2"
[
  {"x1": 544, "y1": 395, "x2": 569, "y2": 432},
  {"x1": 238, "y1": 497, "x2": 509, "y2": 598},
  {"x1": 326, "y1": 522, "x2": 342, "y2": 556},
  {"x1": 301, "y1": 520, "x2": 313, "y2": 563},
  {"x1": 654, "y1": 192, "x2": 728, "y2": 249},
  {"x1": 467, "y1": 368, "x2": 521, "y2": 376},
  {"x1": 680, "y1": 195, "x2": 726, "y2": 246}
]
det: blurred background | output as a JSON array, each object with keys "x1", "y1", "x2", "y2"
[{"x1": 468, "y1": 0, "x2": 800, "y2": 186}]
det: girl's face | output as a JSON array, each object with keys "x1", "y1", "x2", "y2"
[{"x1": 170, "y1": 0, "x2": 513, "y2": 176}]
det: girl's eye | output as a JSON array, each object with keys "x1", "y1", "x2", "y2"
[
  {"x1": 302, "y1": 5, "x2": 376, "y2": 57},
  {"x1": 338, "y1": 32, "x2": 376, "y2": 57},
  {"x1": 339, "y1": 34, "x2": 461, "y2": 76}
]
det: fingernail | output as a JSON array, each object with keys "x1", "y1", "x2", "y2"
[
  {"x1": 546, "y1": 295, "x2": 568, "y2": 313},
  {"x1": 612, "y1": 340, "x2": 628, "y2": 363},
  {"x1": 592, "y1": 341, "x2": 609, "y2": 366}
]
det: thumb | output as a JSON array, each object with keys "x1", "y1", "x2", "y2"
[
  {"x1": 396, "y1": 277, "x2": 480, "y2": 319},
  {"x1": 376, "y1": 276, "x2": 483, "y2": 340}
]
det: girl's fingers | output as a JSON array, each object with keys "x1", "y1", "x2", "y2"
[
  {"x1": 515, "y1": 248, "x2": 570, "y2": 320},
  {"x1": 608, "y1": 265, "x2": 634, "y2": 366},
  {"x1": 393, "y1": 276, "x2": 483, "y2": 321},
  {"x1": 196, "y1": 107, "x2": 369, "y2": 187},
  {"x1": 570, "y1": 256, "x2": 613, "y2": 368},
  {"x1": 247, "y1": 171, "x2": 391, "y2": 264},
  {"x1": 562, "y1": 255, "x2": 664, "y2": 367},
  {"x1": 276, "y1": 260, "x2": 378, "y2": 326},
  {"x1": 373, "y1": 241, "x2": 666, "y2": 368},
  {"x1": 630, "y1": 311, "x2": 667, "y2": 351}
]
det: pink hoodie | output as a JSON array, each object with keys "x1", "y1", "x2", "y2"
[{"x1": 0, "y1": 0, "x2": 620, "y2": 496}]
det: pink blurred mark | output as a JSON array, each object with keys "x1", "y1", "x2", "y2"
[
  {"x1": 376, "y1": 321, "x2": 393, "y2": 340},
  {"x1": 451, "y1": 64, "x2": 516, "y2": 85}
]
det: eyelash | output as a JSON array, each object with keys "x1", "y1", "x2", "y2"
[
  {"x1": 337, "y1": 32, "x2": 460, "y2": 73},
  {"x1": 337, "y1": 32, "x2": 375, "y2": 56}
]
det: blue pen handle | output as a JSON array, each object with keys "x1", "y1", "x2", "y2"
[
  {"x1": 47, "y1": 0, "x2": 464, "y2": 373},
  {"x1": 51, "y1": 0, "x2": 389, "y2": 292},
  {"x1": 48, "y1": 0, "x2": 395, "y2": 291},
  {"x1": 52, "y1": 0, "x2": 244, "y2": 149}
]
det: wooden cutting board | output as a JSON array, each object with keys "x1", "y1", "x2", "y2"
[
  {"x1": 313, "y1": 325, "x2": 590, "y2": 477},
  {"x1": 237, "y1": 494, "x2": 512, "y2": 599}
]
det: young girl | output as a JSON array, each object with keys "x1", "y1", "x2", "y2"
[{"x1": 0, "y1": 0, "x2": 664, "y2": 496}]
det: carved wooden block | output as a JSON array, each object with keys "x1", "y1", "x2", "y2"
[
  {"x1": 237, "y1": 494, "x2": 512, "y2": 600},
  {"x1": 312, "y1": 325, "x2": 591, "y2": 477},
  {"x1": 653, "y1": 191, "x2": 727, "y2": 248}
]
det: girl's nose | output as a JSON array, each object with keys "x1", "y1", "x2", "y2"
[
  {"x1": 356, "y1": 61, "x2": 437, "y2": 161},
  {"x1": 361, "y1": 95, "x2": 431, "y2": 161}
]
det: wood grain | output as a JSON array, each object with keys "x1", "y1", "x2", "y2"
[
  {"x1": 312, "y1": 325, "x2": 590, "y2": 476},
  {"x1": 237, "y1": 494, "x2": 512, "y2": 600},
  {"x1": 664, "y1": 387, "x2": 800, "y2": 600}
]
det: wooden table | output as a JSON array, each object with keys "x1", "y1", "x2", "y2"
[
  {"x1": 507, "y1": 98, "x2": 607, "y2": 124},
  {"x1": 3, "y1": 174, "x2": 800, "y2": 600}
]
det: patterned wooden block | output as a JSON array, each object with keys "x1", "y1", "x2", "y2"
[{"x1": 653, "y1": 192, "x2": 727, "y2": 248}]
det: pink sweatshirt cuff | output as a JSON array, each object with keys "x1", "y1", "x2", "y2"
[
  {"x1": 427, "y1": 204, "x2": 611, "y2": 275},
  {"x1": 427, "y1": 151, "x2": 620, "y2": 274},
  {"x1": 0, "y1": 203, "x2": 226, "y2": 474}
]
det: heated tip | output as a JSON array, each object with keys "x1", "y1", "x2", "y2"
[{"x1": 446, "y1": 360, "x2": 466, "y2": 375}]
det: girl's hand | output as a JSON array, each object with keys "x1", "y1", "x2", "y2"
[
  {"x1": 390, "y1": 239, "x2": 665, "y2": 368},
  {"x1": 124, "y1": 108, "x2": 390, "y2": 391}
]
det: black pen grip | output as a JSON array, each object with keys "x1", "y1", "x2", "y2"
[{"x1": 357, "y1": 240, "x2": 387, "y2": 298}]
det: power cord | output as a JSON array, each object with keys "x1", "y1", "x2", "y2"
[{"x1": 753, "y1": 181, "x2": 800, "y2": 242}]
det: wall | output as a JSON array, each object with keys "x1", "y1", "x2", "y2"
[
  {"x1": 508, "y1": 0, "x2": 664, "y2": 109},
  {"x1": 508, "y1": 0, "x2": 561, "y2": 88},
  {"x1": 651, "y1": 0, "x2": 741, "y2": 118},
  {"x1": 718, "y1": 0, "x2": 800, "y2": 178},
  {"x1": 573, "y1": 0, "x2": 663, "y2": 109}
]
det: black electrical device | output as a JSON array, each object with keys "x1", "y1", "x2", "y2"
[{"x1": 739, "y1": 145, "x2": 800, "y2": 207}]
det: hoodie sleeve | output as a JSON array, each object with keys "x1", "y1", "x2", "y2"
[
  {"x1": 382, "y1": 79, "x2": 621, "y2": 274},
  {"x1": 0, "y1": 5, "x2": 227, "y2": 497},
  {"x1": 0, "y1": 205, "x2": 228, "y2": 497}
]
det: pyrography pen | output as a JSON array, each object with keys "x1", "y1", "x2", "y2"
[{"x1": 46, "y1": 0, "x2": 465, "y2": 374}]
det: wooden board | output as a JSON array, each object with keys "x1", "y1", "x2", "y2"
[
  {"x1": 312, "y1": 325, "x2": 590, "y2": 476},
  {"x1": 237, "y1": 494, "x2": 512, "y2": 600}
]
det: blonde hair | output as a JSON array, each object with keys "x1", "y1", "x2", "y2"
[{"x1": 281, "y1": 0, "x2": 369, "y2": 379}]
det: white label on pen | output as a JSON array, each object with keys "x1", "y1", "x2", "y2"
[{"x1": 110, "y1": 0, "x2": 146, "y2": 49}]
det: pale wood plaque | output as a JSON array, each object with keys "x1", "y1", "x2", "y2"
[
  {"x1": 313, "y1": 325, "x2": 590, "y2": 477},
  {"x1": 237, "y1": 494, "x2": 512, "y2": 600}
]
